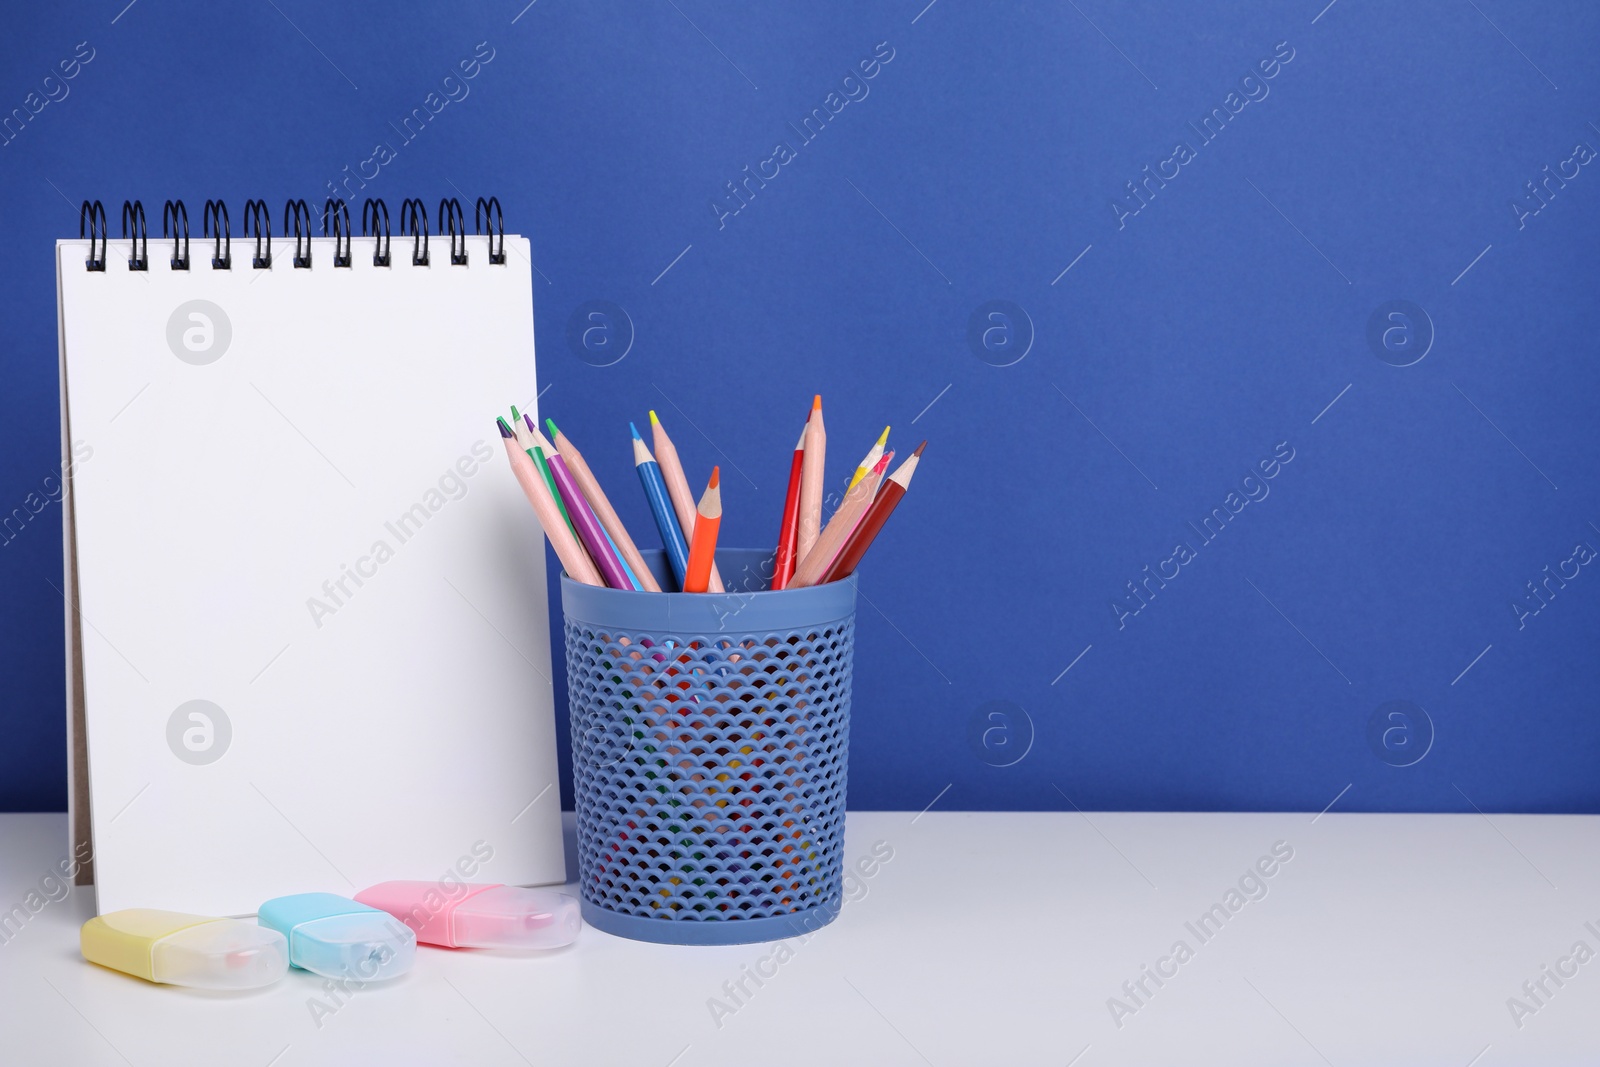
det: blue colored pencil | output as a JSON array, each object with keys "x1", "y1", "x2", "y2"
[{"x1": 632, "y1": 421, "x2": 689, "y2": 588}]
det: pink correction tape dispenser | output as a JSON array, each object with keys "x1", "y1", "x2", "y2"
[{"x1": 354, "y1": 882, "x2": 580, "y2": 950}]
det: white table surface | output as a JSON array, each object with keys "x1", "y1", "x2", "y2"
[{"x1": 1, "y1": 810, "x2": 1595, "y2": 1066}]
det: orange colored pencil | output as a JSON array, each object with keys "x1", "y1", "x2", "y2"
[
  {"x1": 683, "y1": 467, "x2": 722, "y2": 594},
  {"x1": 797, "y1": 395, "x2": 826, "y2": 561},
  {"x1": 789, "y1": 451, "x2": 887, "y2": 589},
  {"x1": 650, "y1": 410, "x2": 724, "y2": 593}
]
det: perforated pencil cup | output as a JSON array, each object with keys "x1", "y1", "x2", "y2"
[{"x1": 561, "y1": 548, "x2": 855, "y2": 946}]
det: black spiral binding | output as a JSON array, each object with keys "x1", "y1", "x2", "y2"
[
  {"x1": 77, "y1": 196, "x2": 506, "y2": 271},
  {"x1": 400, "y1": 198, "x2": 429, "y2": 266},
  {"x1": 121, "y1": 201, "x2": 148, "y2": 271},
  {"x1": 163, "y1": 200, "x2": 190, "y2": 271},
  {"x1": 362, "y1": 198, "x2": 391, "y2": 267},
  {"x1": 323, "y1": 199, "x2": 352, "y2": 268},
  {"x1": 475, "y1": 196, "x2": 505, "y2": 264},
  {"x1": 284, "y1": 199, "x2": 312, "y2": 268},
  {"x1": 79, "y1": 200, "x2": 107, "y2": 271},
  {"x1": 204, "y1": 200, "x2": 231, "y2": 270},
  {"x1": 440, "y1": 198, "x2": 468, "y2": 265},
  {"x1": 244, "y1": 200, "x2": 271, "y2": 269}
]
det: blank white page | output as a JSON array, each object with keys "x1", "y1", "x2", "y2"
[{"x1": 58, "y1": 231, "x2": 564, "y2": 915}]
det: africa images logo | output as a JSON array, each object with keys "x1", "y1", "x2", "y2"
[{"x1": 166, "y1": 300, "x2": 232, "y2": 365}]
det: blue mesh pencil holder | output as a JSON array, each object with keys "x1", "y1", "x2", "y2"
[{"x1": 562, "y1": 548, "x2": 855, "y2": 946}]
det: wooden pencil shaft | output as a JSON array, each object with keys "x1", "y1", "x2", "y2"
[{"x1": 798, "y1": 403, "x2": 826, "y2": 560}]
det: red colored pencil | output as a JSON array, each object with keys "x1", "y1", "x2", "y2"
[
  {"x1": 771, "y1": 421, "x2": 807, "y2": 590},
  {"x1": 821, "y1": 442, "x2": 925, "y2": 583},
  {"x1": 683, "y1": 467, "x2": 722, "y2": 594}
]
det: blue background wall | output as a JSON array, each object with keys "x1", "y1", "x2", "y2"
[{"x1": 3, "y1": 0, "x2": 1596, "y2": 813}]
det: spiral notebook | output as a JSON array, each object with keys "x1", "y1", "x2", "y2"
[{"x1": 57, "y1": 198, "x2": 565, "y2": 916}]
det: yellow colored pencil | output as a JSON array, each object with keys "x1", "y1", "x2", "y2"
[{"x1": 849, "y1": 426, "x2": 890, "y2": 490}]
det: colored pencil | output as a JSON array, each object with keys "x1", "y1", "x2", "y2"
[
  {"x1": 509, "y1": 405, "x2": 576, "y2": 535},
  {"x1": 520, "y1": 414, "x2": 619, "y2": 587},
  {"x1": 798, "y1": 395, "x2": 826, "y2": 562},
  {"x1": 849, "y1": 426, "x2": 890, "y2": 490},
  {"x1": 770, "y1": 423, "x2": 807, "y2": 591},
  {"x1": 822, "y1": 442, "x2": 924, "y2": 583},
  {"x1": 546, "y1": 418, "x2": 660, "y2": 593},
  {"x1": 511, "y1": 410, "x2": 623, "y2": 591},
  {"x1": 632, "y1": 422, "x2": 690, "y2": 588},
  {"x1": 789, "y1": 451, "x2": 888, "y2": 589},
  {"x1": 543, "y1": 442, "x2": 642, "y2": 591},
  {"x1": 649, "y1": 410, "x2": 724, "y2": 593},
  {"x1": 683, "y1": 467, "x2": 722, "y2": 594},
  {"x1": 526, "y1": 432, "x2": 639, "y2": 591},
  {"x1": 529, "y1": 416, "x2": 634, "y2": 590},
  {"x1": 516, "y1": 427, "x2": 637, "y2": 590},
  {"x1": 497, "y1": 419, "x2": 603, "y2": 586}
]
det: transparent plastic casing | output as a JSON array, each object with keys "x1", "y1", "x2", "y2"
[
  {"x1": 354, "y1": 881, "x2": 581, "y2": 949},
  {"x1": 80, "y1": 910, "x2": 288, "y2": 990},
  {"x1": 151, "y1": 922, "x2": 289, "y2": 989},
  {"x1": 290, "y1": 914, "x2": 415, "y2": 981},
  {"x1": 451, "y1": 887, "x2": 581, "y2": 949}
]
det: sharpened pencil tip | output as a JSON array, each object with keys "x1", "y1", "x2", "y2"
[
  {"x1": 545, "y1": 417, "x2": 559, "y2": 438},
  {"x1": 630, "y1": 421, "x2": 642, "y2": 440},
  {"x1": 708, "y1": 466, "x2": 720, "y2": 488},
  {"x1": 523, "y1": 412, "x2": 536, "y2": 432},
  {"x1": 496, "y1": 417, "x2": 514, "y2": 438},
  {"x1": 812, "y1": 394, "x2": 822, "y2": 411},
  {"x1": 510, "y1": 406, "x2": 520, "y2": 422},
  {"x1": 913, "y1": 440, "x2": 927, "y2": 457},
  {"x1": 649, "y1": 410, "x2": 660, "y2": 426},
  {"x1": 874, "y1": 452, "x2": 892, "y2": 473},
  {"x1": 876, "y1": 425, "x2": 890, "y2": 446}
]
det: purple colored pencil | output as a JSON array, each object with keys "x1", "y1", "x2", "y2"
[{"x1": 536, "y1": 425, "x2": 634, "y2": 590}]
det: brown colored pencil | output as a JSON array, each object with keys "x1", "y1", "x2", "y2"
[{"x1": 822, "y1": 442, "x2": 924, "y2": 583}]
